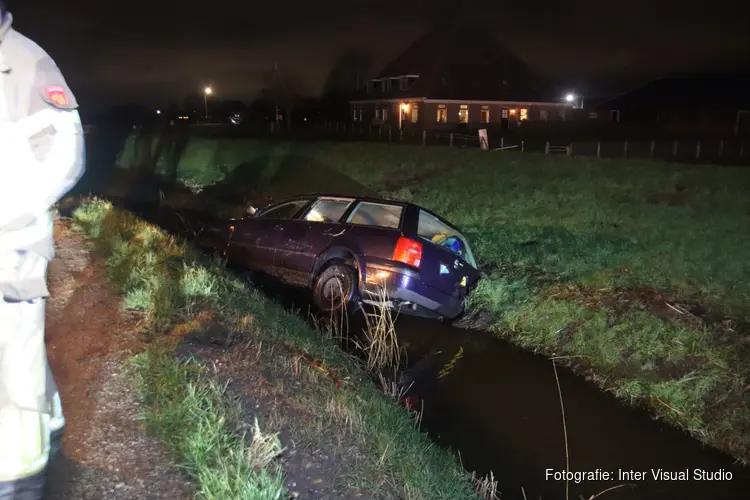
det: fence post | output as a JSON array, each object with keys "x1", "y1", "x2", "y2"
[
  {"x1": 596, "y1": 141, "x2": 601, "y2": 158},
  {"x1": 545, "y1": 141, "x2": 550, "y2": 154},
  {"x1": 389, "y1": 126, "x2": 392, "y2": 141},
  {"x1": 378, "y1": 127, "x2": 382, "y2": 140},
  {"x1": 718, "y1": 139, "x2": 724, "y2": 158},
  {"x1": 400, "y1": 129, "x2": 403, "y2": 141},
  {"x1": 521, "y1": 140, "x2": 525, "y2": 153},
  {"x1": 422, "y1": 130, "x2": 426, "y2": 146},
  {"x1": 449, "y1": 133, "x2": 454, "y2": 147},
  {"x1": 740, "y1": 142, "x2": 745, "y2": 158},
  {"x1": 672, "y1": 140, "x2": 679, "y2": 157},
  {"x1": 650, "y1": 140, "x2": 656, "y2": 157},
  {"x1": 696, "y1": 140, "x2": 701, "y2": 159},
  {"x1": 500, "y1": 137, "x2": 504, "y2": 150},
  {"x1": 568, "y1": 143, "x2": 573, "y2": 156},
  {"x1": 623, "y1": 140, "x2": 628, "y2": 158},
  {"x1": 336, "y1": 122, "x2": 339, "y2": 134}
]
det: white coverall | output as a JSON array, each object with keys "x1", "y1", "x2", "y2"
[{"x1": 0, "y1": 8, "x2": 85, "y2": 498}]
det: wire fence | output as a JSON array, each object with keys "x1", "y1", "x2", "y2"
[{"x1": 316, "y1": 122, "x2": 750, "y2": 166}]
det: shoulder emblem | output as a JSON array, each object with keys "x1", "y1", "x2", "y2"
[{"x1": 46, "y1": 86, "x2": 70, "y2": 107}]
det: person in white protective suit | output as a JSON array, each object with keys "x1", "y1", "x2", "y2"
[{"x1": 0, "y1": 2, "x2": 85, "y2": 498}]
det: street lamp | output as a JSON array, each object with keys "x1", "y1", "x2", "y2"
[{"x1": 203, "y1": 86, "x2": 213, "y2": 120}]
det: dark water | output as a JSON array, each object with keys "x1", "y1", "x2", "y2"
[
  {"x1": 390, "y1": 315, "x2": 750, "y2": 500},
  {"x1": 135, "y1": 204, "x2": 750, "y2": 500}
]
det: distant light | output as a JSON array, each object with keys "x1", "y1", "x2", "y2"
[
  {"x1": 204, "y1": 86, "x2": 213, "y2": 95},
  {"x1": 509, "y1": 109, "x2": 517, "y2": 115},
  {"x1": 565, "y1": 93, "x2": 576, "y2": 102},
  {"x1": 400, "y1": 103, "x2": 409, "y2": 111},
  {"x1": 155, "y1": 109, "x2": 162, "y2": 115},
  {"x1": 304, "y1": 117, "x2": 307, "y2": 121}
]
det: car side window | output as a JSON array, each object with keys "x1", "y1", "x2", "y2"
[
  {"x1": 304, "y1": 198, "x2": 354, "y2": 223},
  {"x1": 346, "y1": 202, "x2": 403, "y2": 229},
  {"x1": 257, "y1": 200, "x2": 308, "y2": 220}
]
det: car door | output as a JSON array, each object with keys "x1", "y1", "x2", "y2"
[
  {"x1": 227, "y1": 199, "x2": 310, "y2": 276},
  {"x1": 274, "y1": 197, "x2": 355, "y2": 285}
]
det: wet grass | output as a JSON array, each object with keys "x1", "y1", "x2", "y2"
[
  {"x1": 131, "y1": 347, "x2": 286, "y2": 499},
  {"x1": 71, "y1": 198, "x2": 479, "y2": 499},
  {"x1": 113, "y1": 134, "x2": 750, "y2": 461}
]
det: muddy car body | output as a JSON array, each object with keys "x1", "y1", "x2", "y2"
[{"x1": 198, "y1": 194, "x2": 480, "y2": 319}]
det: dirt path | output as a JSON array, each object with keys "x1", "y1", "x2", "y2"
[{"x1": 42, "y1": 218, "x2": 192, "y2": 499}]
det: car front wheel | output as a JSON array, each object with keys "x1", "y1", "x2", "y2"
[{"x1": 313, "y1": 260, "x2": 357, "y2": 312}]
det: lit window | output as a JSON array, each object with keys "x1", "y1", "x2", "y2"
[
  {"x1": 437, "y1": 104, "x2": 447, "y2": 123},
  {"x1": 375, "y1": 107, "x2": 388, "y2": 121},
  {"x1": 501, "y1": 108, "x2": 509, "y2": 119},
  {"x1": 411, "y1": 104, "x2": 419, "y2": 123},
  {"x1": 480, "y1": 105, "x2": 490, "y2": 123},
  {"x1": 520, "y1": 109, "x2": 528, "y2": 121},
  {"x1": 509, "y1": 109, "x2": 517, "y2": 116},
  {"x1": 458, "y1": 104, "x2": 469, "y2": 123},
  {"x1": 540, "y1": 109, "x2": 548, "y2": 121}
]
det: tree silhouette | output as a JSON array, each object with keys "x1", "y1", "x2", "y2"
[{"x1": 259, "y1": 64, "x2": 312, "y2": 130}]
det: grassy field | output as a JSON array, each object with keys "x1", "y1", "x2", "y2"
[
  {"x1": 112, "y1": 134, "x2": 750, "y2": 461},
  {"x1": 70, "y1": 199, "x2": 480, "y2": 499}
]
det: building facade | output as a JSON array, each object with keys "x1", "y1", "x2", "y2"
[
  {"x1": 349, "y1": 24, "x2": 574, "y2": 132},
  {"x1": 351, "y1": 96, "x2": 573, "y2": 131}
]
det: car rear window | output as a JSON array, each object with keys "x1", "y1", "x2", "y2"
[
  {"x1": 304, "y1": 198, "x2": 354, "y2": 223},
  {"x1": 346, "y1": 202, "x2": 403, "y2": 229},
  {"x1": 257, "y1": 200, "x2": 308, "y2": 219},
  {"x1": 418, "y1": 209, "x2": 477, "y2": 268}
]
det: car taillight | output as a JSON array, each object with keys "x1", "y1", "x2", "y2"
[{"x1": 393, "y1": 237, "x2": 422, "y2": 268}]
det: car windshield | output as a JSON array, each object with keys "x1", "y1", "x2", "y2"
[{"x1": 417, "y1": 210, "x2": 477, "y2": 268}]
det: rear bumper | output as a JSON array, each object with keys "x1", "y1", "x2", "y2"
[{"x1": 359, "y1": 262, "x2": 465, "y2": 319}]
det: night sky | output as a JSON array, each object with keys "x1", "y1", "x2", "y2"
[{"x1": 10, "y1": 0, "x2": 750, "y2": 110}]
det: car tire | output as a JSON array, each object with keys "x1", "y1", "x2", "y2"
[{"x1": 313, "y1": 260, "x2": 357, "y2": 312}]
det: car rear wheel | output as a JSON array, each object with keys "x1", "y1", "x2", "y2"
[{"x1": 313, "y1": 260, "x2": 357, "y2": 312}]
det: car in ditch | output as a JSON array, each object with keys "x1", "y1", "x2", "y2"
[{"x1": 197, "y1": 194, "x2": 480, "y2": 320}]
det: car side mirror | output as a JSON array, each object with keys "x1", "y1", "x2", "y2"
[{"x1": 247, "y1": 205, "x2": 258, "y2": 216}]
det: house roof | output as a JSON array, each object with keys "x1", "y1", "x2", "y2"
[
  {"x1": 597, "y1": 72, "x2": 750, "y2": 111},
  {"x1": 352, "y1": 23, "x2": 559, "y2": 103}
]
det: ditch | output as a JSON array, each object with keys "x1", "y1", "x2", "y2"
[{"x1": 118, "y1": 201, "x2": 750, "y2": 500}]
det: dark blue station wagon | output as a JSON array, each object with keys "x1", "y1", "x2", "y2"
[{"x1": 198, "y1": 194, "x2": 480, "y2": 320}]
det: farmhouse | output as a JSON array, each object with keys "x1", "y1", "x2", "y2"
[{"x1": 350, "y1": 24, "x2": 574, "y2": 132}]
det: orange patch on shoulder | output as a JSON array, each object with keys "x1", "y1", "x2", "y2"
[{"x1": 46, "y1": 85, "x2": 69, "y2": 106}]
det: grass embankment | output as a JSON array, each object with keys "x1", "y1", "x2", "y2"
[
  {"x1": 114, "y1": 133, "x2": 750, "y2": 461},
  {"x1": 71, "y1": 199, "x2": 479, "y2": 499}
]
